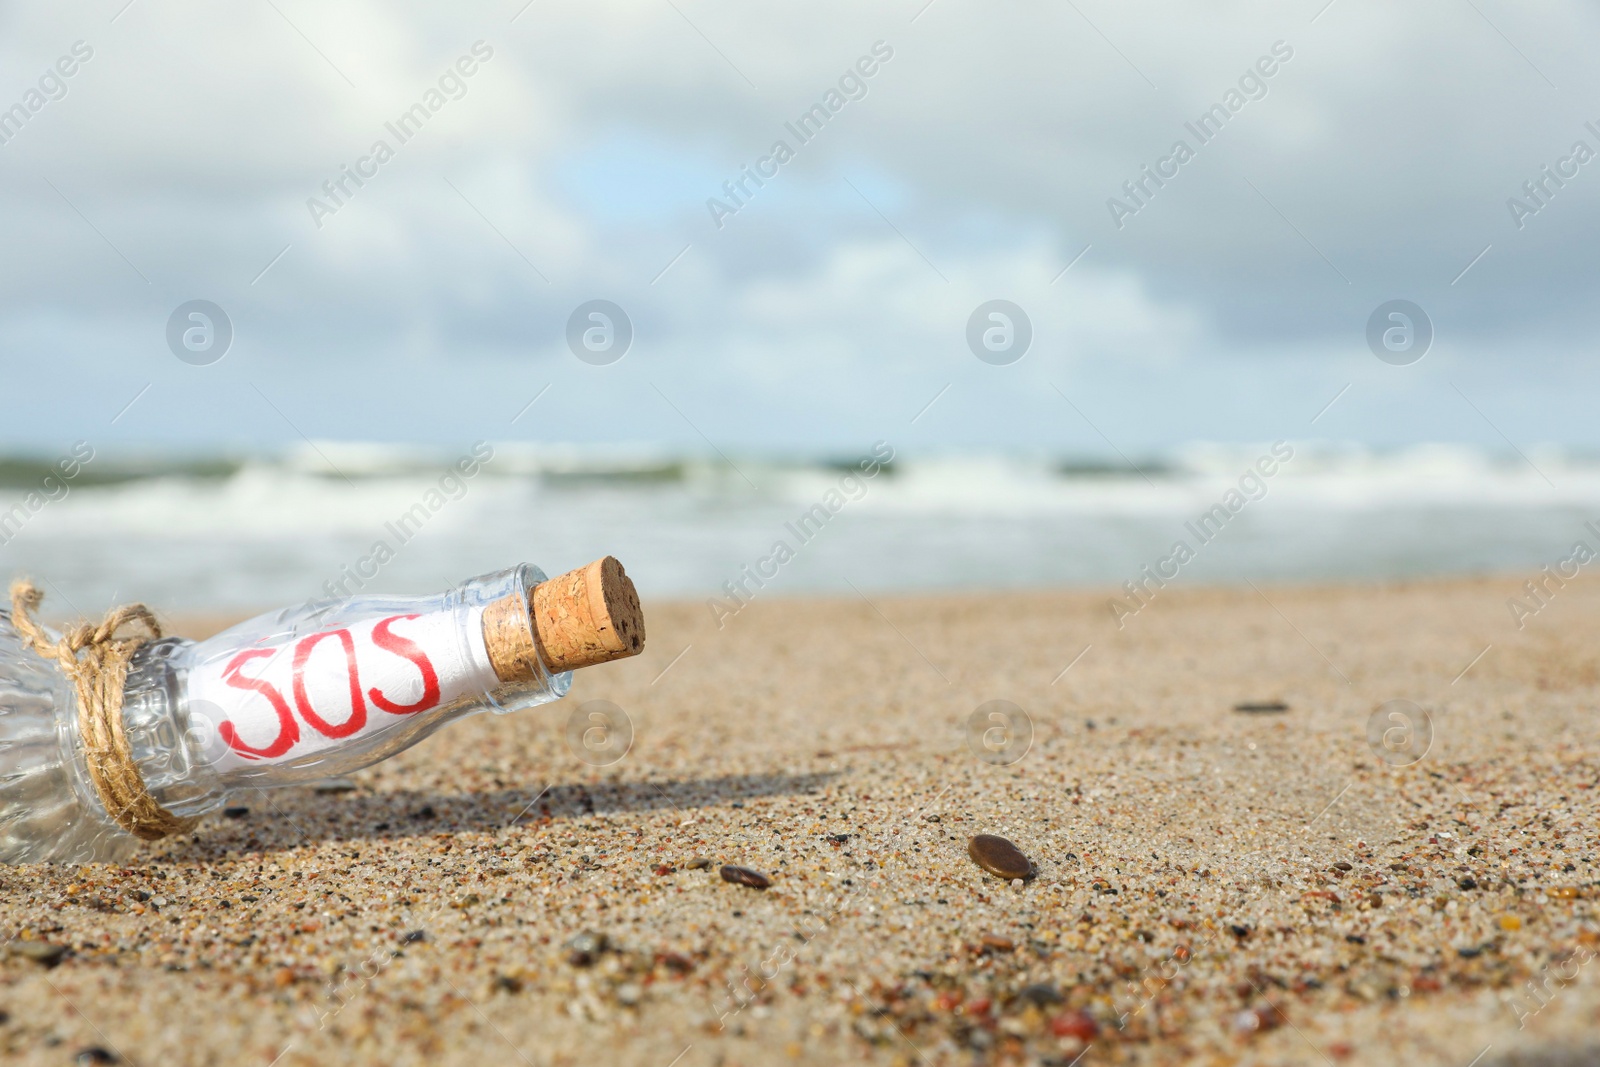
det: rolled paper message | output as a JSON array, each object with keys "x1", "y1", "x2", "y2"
[{"x1": 185, "y1": 556, "x2": 647, "y2": 772}]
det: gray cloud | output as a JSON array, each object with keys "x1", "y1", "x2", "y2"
[{"x1": 0, "y1": 0, "x2": 1596, "y2": 454}]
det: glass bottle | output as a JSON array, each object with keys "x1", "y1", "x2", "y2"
[{"x1": 0, "y1": 558, "x2": 644, "y2": 864}]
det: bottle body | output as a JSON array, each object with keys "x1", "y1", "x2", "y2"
[{"x1": 0, "y1": 565, "x2": 569, "y2": 864}]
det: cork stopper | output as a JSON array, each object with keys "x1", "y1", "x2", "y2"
[{"x1": 482, "y1": 557, "x2": 645, "y2": 681}]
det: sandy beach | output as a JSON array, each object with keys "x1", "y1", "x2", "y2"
[{"x1": 1, "y1": 575, "x2": 1598, "y2": 1066}]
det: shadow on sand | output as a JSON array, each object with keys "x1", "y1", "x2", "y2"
[{"x1": 165, "y1": 771, "x2": 838, "y2": 855}]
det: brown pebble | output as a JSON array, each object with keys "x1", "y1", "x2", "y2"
[
  {"x1": 967, "y1": 834, "x2": 1033, "y2": 881},
  {"x1": 720, "y1": 865, "x2": 771, "y2": 889},
  {"x1": 1232, "y1": 701, "x2": 1289, "y2": 714},
  {"x1": 979, "y1": 933, "x2": 1016, "y2": 953},
  {"x1": 1233, "y1": 1003, "x2": 1287, "y2": 1035},
  {"x1": 1050, "y1": 1009, "x2": 1099, "y2": 1041},
  {"x1": 10, "y1": 940, "x2": 66, "y2": 967},
  {"x1": 687, "y1": 857, "x2": 713, "y2": 871}
]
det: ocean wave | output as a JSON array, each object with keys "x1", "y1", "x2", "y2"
[{"x1": 0, "y1": 442, "x2": 1593, "y2": 610}]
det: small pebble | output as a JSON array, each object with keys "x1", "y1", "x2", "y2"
[
  {"x1": 968, "y1": 835, "x2": 1033, "y2": 881},
  {"x1": 979, "y1": 933, "x2": 1015, "y2": 953},
  {"x1": 10, "y1": 940, "x2": 66, "y2": 967},
  {"x1": 720, "y1": 865, "x2": 771, "y2": 889},
  {"x1": 221, "y1": 807, "x2": 249, "y2": 819},
  {"x1": 565, "y1": 931, "x2": 608, "y2": 966},
  {"x1": 74, "y1": 1049, "x2": 118, "y2": 1065},
  {"x1": 686, "y1": 857, "x2": 713, "y2": 870},
  {"x1": 313, "y1": 778, "x2": 358, "y2": 794},
  {"x1": 657, "y1": 952, "x2": 694, "y2": 973},
  {"x1": 1232, "y1": 701, "x2": 1289, "y2": 713},
  {"x1": 1232, "y1": 1003, "x2": 1286, "y2": 1035},
  {"x1": 1015, "y1": 983, "x2": 1063, "y2": 1006},
  {"x1": 1049, "y1": 1010, "x2": 1099, "y2": 1041},
  {"x1": 400, "y1": 930, "x2": 426, "y2": 945}
]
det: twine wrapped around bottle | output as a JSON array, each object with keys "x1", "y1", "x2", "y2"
[{"x1": 8, "y1": 581, "x2": 193, "y2": 841}]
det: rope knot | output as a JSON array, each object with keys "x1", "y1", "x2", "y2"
[{"x1": 7, "y1": 580, "x2": 193, "y2": 841}]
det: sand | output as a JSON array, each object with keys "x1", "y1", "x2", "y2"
[{"x1": 2, "y1": 575, "x2": 1599, "y2": 1066}]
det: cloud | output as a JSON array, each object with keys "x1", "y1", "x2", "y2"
[{"x1": 0, "y1": 0, "x2": 1595, "y2": 451}]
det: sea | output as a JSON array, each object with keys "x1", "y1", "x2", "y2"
[{"x1": 0, "y1": 441, "x2": 1594, "y2": 614}]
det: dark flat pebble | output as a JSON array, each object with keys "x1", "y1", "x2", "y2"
[
  {"x1": 221, "y1": 807, "x2": 250, "y2": 819},
  {"x1": 720, "y1": 865, "x2": 771, "y2": 889},
  {"x1": 968, "y1": 834, "x2": 1033, "y2": 881},
  {"x1": 1016, "y1": 983, "x2": 1064, "y2": 1006},
  {"x1": 1232, "y1": 701, "x2": 1289, "y2": 713}
]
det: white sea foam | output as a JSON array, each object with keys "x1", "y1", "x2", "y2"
[{"x1": 0, "y1": 442, "x2": 1594, "y2": 611}]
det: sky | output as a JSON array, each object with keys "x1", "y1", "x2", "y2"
[{"x1": 1, "y1": 0, "x2": 1598, "y2": 458}]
